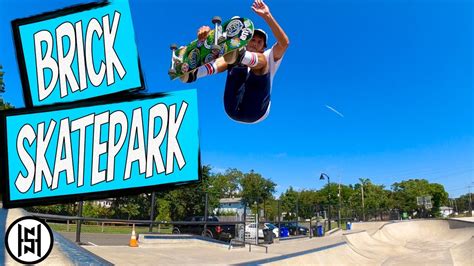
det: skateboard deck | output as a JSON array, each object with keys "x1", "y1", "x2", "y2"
[{"x1": 168, "y1": 17, "x2": 254, "y2": 80}]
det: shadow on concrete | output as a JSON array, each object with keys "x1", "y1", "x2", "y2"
[{"x1": 232, "y1": 242, "x2": 346, "y2": 266}]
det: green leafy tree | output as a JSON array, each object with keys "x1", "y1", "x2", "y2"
[
  {"x1": 155, "y1": 198, "x2": 171, "y2": 222},
  {"x1": 454, "y1": 193, "x2": 470, "y2": 213},
  {"x1": 240, "y1": 170, "x2": 276, "y2": 207},
  {"x1": 0, "y1": 64, "x2": 5, "y2": 93},
  {"x1": 428, "y1": 183, "x2": 449, "y2": 217},
  {"x1": 297, "y1": 189, "x2": 325, "y2": 219},
  {"x1": 210, "y1": 168, "x2": 242, "y2": 198},
  {"x1": 0, "y1": 64, "x2": 13, "y2": 111},
  {"x1": 161, "y1": 165, "x2": 213, "y2": 220},
  {"x1": 26, "y1": 203, "x2": 75, "y2": 215},
  {"x1": 83, "y1": 201, "x2": 115, "y2": 218},
  {"x1": 392, "y1": 179, "x2": 448, "y2": 218},
  {"x1": 280, "y1": 186, "x2": 298, "y2": 220}
]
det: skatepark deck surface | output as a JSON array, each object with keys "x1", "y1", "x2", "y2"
[
  {"x1": 1, "y1": 205, "x2": 473, "y2": 265},
  {"x1": 82, "y1": 219, "x2": 473, "y2": 265}
]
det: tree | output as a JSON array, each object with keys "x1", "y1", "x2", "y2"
[
  {"x1": 158, "y1": 165, "x2": 214, "y2": 220},
  {"x1": 428, "y1": 183, "x2": 449, "y2": 217},
  {"x1": 240, "y1": 170, "x2": 276, "y2": 207},
  {"x1": 210, "y1": 168, "x2": 242, "y2": 199},
  {"x1": 155, "y1": 198, "x2": 171, "y2": 222},
  {"x1": 83, "y1": 201, "x2": 115, "y2": 218},
  {"x1": 391, "y1": 179, "x2": 448, "y2": 218},
  {"x1": 280, "y1": 187, "x2": 298, "y2": 220},
  {"x1": 454, "y1": 193, "x2": 471, "y2": 213},
  {"x1": 0, "y1": 64, "x2": 13, "y2": 111},
  {"x1": 0, "y1": 64, "x2": 5, "y2": 93},
  {"x1": 298, "y1": 189, "x2": 325, "y2": 219}
]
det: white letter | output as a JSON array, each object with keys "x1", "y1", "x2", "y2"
[
  {"x1": 103, "y1": 12, "x2": 126, "y2": 85},
  {"x1": 91, "y1": 112, "x2": 109, "y2": 185},
  {"x1": 34, "y1": 30, "x2": 58, "y2": 101},
  {"x1": 71, "y1": 114, "x2": 94, "y2": 187},
  {"x1": 107, "y1": 110, "x2": 127, "y2": 181},
  {"x1": 146, "y1": 104, "x2": 167, "y2": 177},
  {"x1": 15, "y1": 124, "x2": 36, "y2": 193},
  {"x1": 35, "y1": 120, "x2": 56, "y2": 192},
  {"x1": 85, "y1": 18, "x2": 106, "y2": 86},
  {"x1": 166, "y1": 102, "x2": 187, "y2": 174},
  {"x1": 56, "y1": 22, "x2": 79, "y2": 98},
  {"x1": 52, "y1": 118, "x2": 74, "y2": 190},
  {"x1": 75, "y1": 21, "x2": 87, "y2": 91},
  {"x1": 124, "y1": 108, "x2": 146, "y2": 180}
]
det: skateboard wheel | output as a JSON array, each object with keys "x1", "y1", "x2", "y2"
[
  {"x1": 170, "y1": 44, "x2": 178, "y2": 50},
  {"x1": 218, "y1": 36, "x2": 226, "y2": 43},
  {"x1": 212, "y1": 16, "x2": 222, "y2": 25},
  {"x1": 168, "y1": 69, "x2": 176, "y2": 75},
  {"x1": 211, "y1": 44, "x2": 221, "y2": 51}
]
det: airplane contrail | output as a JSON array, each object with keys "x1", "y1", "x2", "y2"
[{"x1": 325, "y1": 105, "x2": 344, "y2": 118}]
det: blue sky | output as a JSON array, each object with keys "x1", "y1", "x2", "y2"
[{"x1": 0, "y1": 0, "x2": 472, "y2": 198}]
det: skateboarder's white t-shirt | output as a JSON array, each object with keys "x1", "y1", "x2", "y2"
[
  {"x1": 252, "y1": 45, "x2": 283, "y2": 123},
  {"x1": 264, "y1": 44, "x2": 284, "y2": 87}
]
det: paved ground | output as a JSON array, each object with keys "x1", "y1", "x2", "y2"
[
  {"x1": 0, "y1": 206, "x2": 110, "y2": 265},
  {"x1": 83, "y1": 219, "x2": 474, "y2": 265},
  {"x1": 59, "y1": 232, "x2": 132, "y2": 246},
  {"x1": 83, "y1": 233, "x2": 346, "y2": 265},
  {"x1": 2, "y1": 205, "x2": 473, "y2": 265}
]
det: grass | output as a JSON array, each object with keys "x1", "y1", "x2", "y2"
[{"x1": 48, "y1": 222, "x2": 173, "y2": 234}]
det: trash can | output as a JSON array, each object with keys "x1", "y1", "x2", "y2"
[
  {"x1": 346, "y1": 221, "x2": 352, "y2": 230},
  {"x1": 317, "y1": 225, "x2": 324, "y2": 237},
  {"x1": 402, "y1": 212, "x2": 408, "y2": 220},
  {"x1": 280, "y1": 227, "x2": 289, "y2": 238},
  {"x1": 263, "y1": 229, "x2": 274, "y2": 244}
]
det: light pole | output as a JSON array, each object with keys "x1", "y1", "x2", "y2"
[
  {"x1": 361, "y1": 184, "x2": 365, "y2": 221},
  {"x1": 469, "y1": 185, "x2": 473, "y2": 217},
  {"x1": 320, "y1": 173, "x2": 331, "y2": 231},
  {"x1": 338, "y1": 183, "x2": 341, "y2": 228}
]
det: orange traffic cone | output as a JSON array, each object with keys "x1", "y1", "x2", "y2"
[{"x1": 129, "y1": 224, "x2": 139, "y2": 247}]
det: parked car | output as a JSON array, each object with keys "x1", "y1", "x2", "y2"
[
  {"x1": 279, "y1": 222, "x2": 309, "y2": 235},
  {"x1": 245, "y1": 223, "x2": 279, "y2": 239},
  {"x1": 263, "y1": 223, "x2": 279, "y2": 238},
  {"x1": 172, "y1": 216, "x2": 235, "y2": 241}
]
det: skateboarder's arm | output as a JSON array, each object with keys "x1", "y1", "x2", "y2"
[{"x1": 252, "y1": 0, "x2": 289, "y2": 62}]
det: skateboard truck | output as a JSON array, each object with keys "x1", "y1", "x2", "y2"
[
  {"x1": 169, "y1": 43, "x2": 178, "y2": 76},
  {"x1": 211, "y1": 16, "x2": 222, "y2": 52}
]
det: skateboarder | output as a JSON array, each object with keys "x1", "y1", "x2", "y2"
[{"x1": 184, "y1": 0, "x2": 289, "y2": 123}]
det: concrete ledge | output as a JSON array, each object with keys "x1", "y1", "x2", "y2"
[
  {"x1": 448, "y1": 218, "x2": 474, "y2": 229},
  {"x1": 138, "y1": 233, "x2": 232, "y2": 248},
  {"x1": 53, "y1": 231, "x2": 113, "y2": 265}
]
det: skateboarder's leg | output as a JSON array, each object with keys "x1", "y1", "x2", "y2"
[
  {"x1": 224, "y1": 70, "x2": 271, "y2": 123},
  {"x1": 240, "y1": 51, "x2": 267, "y2": 70},
  {"x1": 181, "y1": 57, "x2": 228, "y2": 83},
  {"x1": 225, "y1": 49, "x2": 267, "y2": 70},
  {"x1": 223, "y1": 66, "x2": 249, "y2": 119}
]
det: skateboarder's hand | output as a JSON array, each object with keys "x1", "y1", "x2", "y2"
[
  {"x1": 252, "y1": 0, "x2": 271, "y2": 18},
  {"x1": 197, "y1": 26, "x2": 211, "y2": 42}
]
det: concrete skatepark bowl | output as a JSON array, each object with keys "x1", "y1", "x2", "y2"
[{"x1": 274, "y1": 219, "x2": 473, "y2": 265}]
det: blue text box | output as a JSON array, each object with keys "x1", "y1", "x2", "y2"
[
  {"x1": 13, "y1": 0, "x2": 143, "y2": 107},
  {"x1": 1, "y1": 89, "x2": 200, "y2": 207}
]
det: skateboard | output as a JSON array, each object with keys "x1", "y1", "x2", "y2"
[{"x1": 168, "y1": 16, "x2": 255, "y2": 80}]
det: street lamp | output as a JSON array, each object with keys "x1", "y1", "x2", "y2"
[{"x1": 320, "y1": 173, "x2": 331, "y2": 230}]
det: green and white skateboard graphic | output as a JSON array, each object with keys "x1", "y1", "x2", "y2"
[{"x1": 168, "y1": 16, "x2": 254, "y2": 80}]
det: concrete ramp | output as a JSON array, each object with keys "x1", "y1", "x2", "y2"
[
  {"x1": 344, "y1": 231, "x2": 414, "y2": 260},
  {"x1": 266, "y1": 242, "x2": 377, "y2": 266},
  {"x1": 373, "y1": 220, "x2": 473, "y2": 245},
  {"x1": 450, "y1": 236, "x2": 474, "y2": 266},
  {"x1": 346, "y1": 219, "x2": 474, "y2": 265}
]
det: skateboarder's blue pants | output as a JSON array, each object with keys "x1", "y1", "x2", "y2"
[{"x1": 224, "y1": 66, "x2": 271, "y2": 123}]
